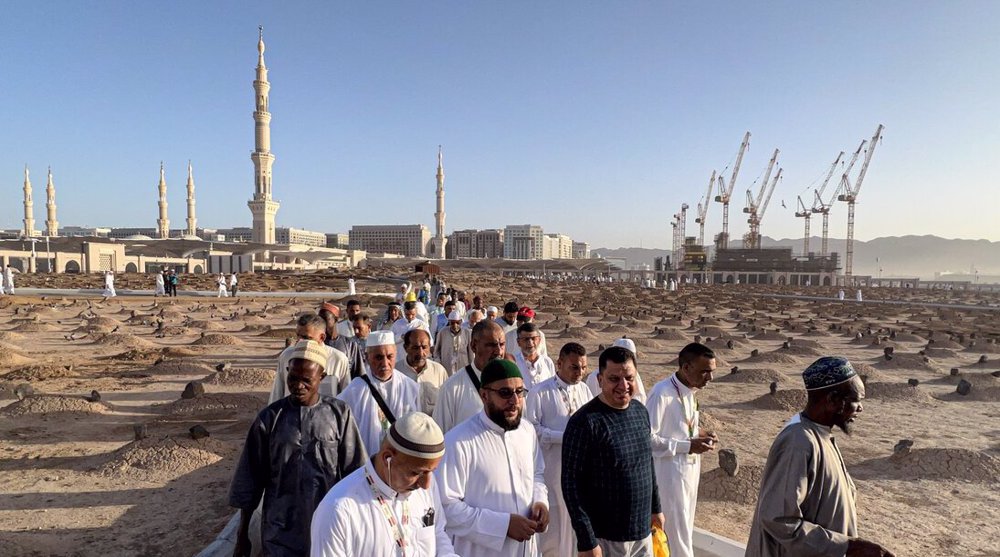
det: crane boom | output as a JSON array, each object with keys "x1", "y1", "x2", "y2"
[
  {"x1": 849, "y1": 124, "x2": 885, "y2": 197},
  {"x1": 810, "y1": 151, "x2": 845, "y2": 211},
  {"x1": 758, "y1": 168, "x2": 782, "y2": 222},
  {"x1": 836, "y1": 140, "x2": 866, "y2": 203},
  {"x1": 696, "y1": 170, "x2": 715, "y2": 222},
  {"x1": 724, "y1": 131, "x2": 751, "y2": 197}
]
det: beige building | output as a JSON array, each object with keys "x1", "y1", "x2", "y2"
[
  {"x1": 543, "y1": 233, "x2": 573, "y2": 259},
  {"x1": 349, "y1": 224, "x2": 431, "y2": 257},
  {"x1": 503, "y1": 224, "x2": 544, "y2": 259},
  {"x1": 572, "y1": 241, "x2": 591, "y2": 259}
]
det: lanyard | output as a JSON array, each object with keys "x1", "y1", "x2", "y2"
[
  {"x1": 670, "y1": 376, "x2": 697, "y2": 438},
  {"x1": 365, "y1": 468, "x2": 410, "y2": 556}
]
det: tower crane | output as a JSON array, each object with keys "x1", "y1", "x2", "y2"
[
  {"x1": 695, "y1": 170, "x2": 716, "y2": 246},
  {"x1": 815, "y1": 147, "x2": 860, "y2": 256},
  {"x1": 670, "y1": 213, "x2": 681, "y2": 270},
  {"x1": 677, "y1": 203, "x2": 689, "y2": 269},
  {"x1": 742, "y1": 149, "x2": 779, "y2": 248},
  {"x1": 713, "y1": 131, "x2": 750, "y2": 251},
  {"x1": 797, "y1": 151, "x2": 845, "y2": 256},
  {"x1": 838, "y1": 124, "x2": 885, "y2": 278}
]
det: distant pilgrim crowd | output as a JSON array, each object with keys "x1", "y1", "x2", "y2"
[{"x1": 226, "y1": 279, "x2": 894, "y2": 557}]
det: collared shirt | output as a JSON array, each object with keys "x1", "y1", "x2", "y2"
[
  {"x1": 337, "y1": 319, "x2": 355, "y2": 339},
  {"x1": 432, "y1": 362, "x2": 486, "y2": 433},
  {"x1": 337, "y1": 371, "x2": 420, "y2": 457},
  {"x1": 435, "y1": 411, "x2": 549, "y2": 557},
  {"x1": 514, "y1": 351, "x2": 556, "y2": 392},
  {"x1": 229, "y1": 396, "x2": 365, "y2": 557},
  {"x1": 310, "y1": 459, "x2": 458, "y2": 557},
  {"x1": 395, "y1": 358, "x2": 449, "y2": 416}
]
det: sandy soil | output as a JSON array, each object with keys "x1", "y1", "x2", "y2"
[{"x1": 1, "y1": 271, "x2": 998, "y2": 557}]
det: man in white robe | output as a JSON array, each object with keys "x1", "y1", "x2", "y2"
[
  {"x1": 391, "y1": 301, "x2": 430, "y2": 346},
  {"x1": 338, "y1": 331, "x2": 420, "y2": 456},
  {"x1": 270, "y1": 313, "x2": 351, "y2": 403},
  {"x1": 495, "y1": 301, "x2": 520, "y2": 335},
  {"x1": 103, "y1": 271, "x2": 117, "y2": 298},
  {"x1": 4, "y1": 265, "x2": 16, "y2": 295},
  {"x1": 585, "y1": 338, "x2": 648, "y2": 403},
  {"x1": 153, "y1": 271, "x2": 165, "y2": 297},
  {"x1": 513, "y1": 322, "x2": 555, "y2": 391},
  {"x1": 216, "y1": 273, "x2": 229, "y2": 297},
  {"x1": 433, "y1": 310, "x2": 472, "y2": 375},
  {"x1": 337, "y1": 300, "x2": 361, "y2": 339},
  {"x1": 347, "y1": 276, "x2": 356, "y2": 295},
  {"x1": 504, "y1": 306, "x2": 548, "y2": 359},
  {"x1": 433, "y1": 320, "x2": 505, "y2": 433},
  {"x1": 229, "y1": 272, "x2": 239, "y2": 296},
  {"x1": 310, "y1": 412, "x2": 457, "y2": 557},
  {"x1": 524, "y1": 342, "x2": 592, "y2": 557},
  {"x1": 647, "y1": 342, "x2": 719, "y2": 557},
  {"x1": 396, "y1": 328, "x2": 449, "y2": 416},
  {"x1": 436, "y1": 359, "x2": 549, "y2": 557}
]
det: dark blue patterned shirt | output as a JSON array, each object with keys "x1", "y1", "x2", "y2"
[{"x1": 562, "y1": 396, "x2": 661, "y2": 551}]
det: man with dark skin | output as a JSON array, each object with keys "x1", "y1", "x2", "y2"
[
  {"x1": 397, "y1": 328, "x2": 449, "y2": 415},
  {"x1": 229, "y1": 340, "x2": 365, "y2": 557},
  {"x1": 337, "y1": 299, "x2": 362, "y2": 338},
  {"x1": 747, "y1": 356, "x2": 894, "y2": 557}
]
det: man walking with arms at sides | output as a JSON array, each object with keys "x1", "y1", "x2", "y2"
[
  {"x1": 229, "y1": 340, "x2": 365, "y2": 557},
  {"x1": 513, "y1": 322, "x2": 556, "y2": 391},
  {"x1": 318, "y1": 302, "x2": 364, "y2": 380},
  {"x1": 647, "y1": 342, "x2": 719, "y2": 557},
  {"x1": 337, "y1": 331, "x2": 420, "y2": 457},
  {"x1": 433, "y1": 320, "x2": 505, "y2": 433},
  {"x1": 562, "y1": 346, "x2": 663, "y2": 557},
  {"x1": 269, "y1": 313, "x2": 351, "y2": 403},
  {"x1": 746, "y1": 356, "x2": 895, "y2": 557},
  {"x1": 396, "y1": 328, "x2": 449, "y2": 416},
  {"x1": 433, "y1": 309, "x2": 472, "y2": 375},
  {"x1": 310, "y1": 412, "x2": 457, "y2": 557},
  {"x1": 435, "y1": 359, "x2": 549, "y2": 556},
  {"x1": 525, "y1": 342, "x2": 593, "y2": 557}
]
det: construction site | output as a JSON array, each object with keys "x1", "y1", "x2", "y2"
[{"x1": 661, "y1": 125, "x2": 884, "y2": 287}]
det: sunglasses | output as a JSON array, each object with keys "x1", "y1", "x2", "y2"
[{"x1": 484, "y1": 387, "x2": 529, "y2": 400}]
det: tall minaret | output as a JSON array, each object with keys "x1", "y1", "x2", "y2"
[
  {"x1": 248, "y1": 26, "x2": 279, "y2": 244},
  {"x1": 433, "y1": 146, "x2": 447, "y2": 258},
  {"x1": 185, "y1": 160, "x2": 197, "y2": 237},
  {"x1": 22, "y1": 165, "x2": 36, "y2": 238},
  {"x1": 45, "y1": 167, "x2": 58, "y2": 237},
  {"x1": 156, "y1": 162, "x2": 170, "y2": 239}
]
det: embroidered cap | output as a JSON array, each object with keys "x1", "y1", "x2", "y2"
[
  {"x1": 366, "y1": 330, "x2": 396, "y2": 348},
  {"x1": 388, "y1": 412, "x2": 445, "y2": 459},
  {"x1": 612, "y1": 337, "x2": 637, "y2": 356},
  {"x1": 802, "y1": 356, "x2": 857, "y2": 391},
  {"x1": 447, "y1": 310, "x2": 462, "y2": 322},
  {"x1": 287, "y1": 339, "x2": 328, "y2": 371}
]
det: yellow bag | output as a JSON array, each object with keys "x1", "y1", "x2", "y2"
[{"x1": 652, "y1": 525, "x2": 670, "y2": 557}]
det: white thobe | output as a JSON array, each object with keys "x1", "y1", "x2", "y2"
[
  {"x1": 505, "y1": 328, "x2": 548, "y2": 359},
  {"x1": 585, "y1": 369, "x2": 647, "y2": 403},
  {"x1": 153, "y1": 274, "x2": 165, "y2": 296},
  {"x1": 269, "y1": 344, "x2": 350, "y2": 403},
  {"x1": 396, "y1": 358, "x2": 449, "y2": 416},
  {"x1": 436, "y1": 411, "x2": 549, "y2": 557},
  {"x1": 524, "y1": 375, "x2": 592, "y2": 557},
  {"x1": 647, "y1": 373, "x2": 701, "y2": 557},
  {"x1": 347, "y1": 278, "x2": 356, "y2": 295},
  {"x1": 433, "y1": 328, "x2": 471, "y2": 375},
  {"x1": 337, "y1": 319, "x2": 355, "y2": 339},
  {"x1": 337, "y1": 371, "x2": 420, "y2": 456},
  {"x1": 495, "y1": 318, "x2": 518, "y2": 336},
  {"x1": 855, "y1": 289, "x2": 863, "y2": 302},
  {"x1": 310, "y1": 460, "x2": 457, "y2": 557},
  {"x1": 432, "y1": 363, "x2": 485, "y2": 433},
  {"x1": 103, "y1": 273, "x2": 117, "y2": 297},
  {"x1": 514, "y1": 352, "x2": 555, "y2": 392},
  {"x1": 229, "y1": 274, "x2": 238, "y2": 288},
  {"x1": 4, "y1": 269, "x2": 14, "y2": 294},
  {"x1": 217, "y1": 277, "x2": 229, "y2": 297},
  {"x1": 391, "y1": 317, "x2": 429, "y2": 345}
]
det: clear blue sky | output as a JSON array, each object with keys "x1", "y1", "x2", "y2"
[{"x1": 2, "y1": 1, "x2": 998, "y2": 249}]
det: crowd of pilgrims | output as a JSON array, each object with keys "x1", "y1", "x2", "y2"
[{"x1": 228, "y1": 279, "x2": 895, "y2": 557}]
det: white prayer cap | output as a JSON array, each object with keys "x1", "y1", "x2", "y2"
[
  {"x1": 367, "y1": 330, "x2": 396, "y2": 348},
  {"x1": 487, "y1": 306, "x2": 499, "y2": 314},
  {"x1": 447, "y1": 310, "x2": 462, "y2": 321},
  {"x1": 612, "y1": 337, "x2": 637, "y2": 356},
  {"x1": 388, "y1": 412, "x2": 445, "y2": 460},
  {"x1": 407, "y1": 319, "x2": 428, "y2": 331},
  {"x1": 287, "y1": 339, "x2": 328, "y2": 371}
]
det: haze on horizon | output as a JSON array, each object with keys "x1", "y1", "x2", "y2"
[{"x1": 2, "y1": 1, "x2": 998, "y2": 250}]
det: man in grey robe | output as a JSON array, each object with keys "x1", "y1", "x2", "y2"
[
  {"x1": 746, "y1": 356, "x2": 894, "y2": 557},
  {"x1": 229, "y1": 339, "x2": 366, "y2": 557}
]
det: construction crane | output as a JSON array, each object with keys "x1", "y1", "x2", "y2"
[
  {"x1": 670, "y1": 213, "x2": 681, "y2": 270},
  {"x1": 816, "y1": 148, "x2": 859, "y2": 256},
  {"x1": 838, "y1": 124, "x2": 885, "y2": 278},
  {"x1": 695, "y1": 170, "x2": 716, "y2": 246},
  {"x1": 713, "y1": 131, "x2": 751, "y2": 251},
  {"x1": 742, "y1": 149, "x2": 779, "y2": 248},
  {"x1": 797, "y1": 151, "x2": 845, "y2": 256}
]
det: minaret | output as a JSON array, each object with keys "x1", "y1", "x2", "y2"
[
  {"x1": 433, "y1": 146, "x2": 447, "y2": 258},
  {"x1": 45, "y1": 167, "x2": 58, "y2": 237},
  {"x1": 156, "y1": 162, "x2": 170, "y2": 239},
  {"x1": 248, "y1": 26, "x2": 279, "y2": 244},
  {"x1": 22, "y1": 165, "x2": 36, "y2": 238},
  {"x1": 185, "y1": 160, "x2": 197, "y2": 237}
]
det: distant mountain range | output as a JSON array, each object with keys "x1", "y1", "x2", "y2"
[{"x1": 593, "y1": 235, "x2": 1000, "y2": 280}]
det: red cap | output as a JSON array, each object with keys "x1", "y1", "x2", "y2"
[
  {"x1": 321, "y1": 302, "x2": 341, "y2": 318},
  {"x1": 517, "y1": 306, "x2": 535, "y2": 319}
]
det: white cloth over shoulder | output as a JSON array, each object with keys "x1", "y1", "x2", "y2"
[
  {"x1": 435, "y1": 411, "x2": 548, "y2": 557},
  {"x1": 337, "y1": 372, "x2": 420, "y2": 456},
  {"x1": 432, "y1": 363, "x2": 485, "y2": 433}
]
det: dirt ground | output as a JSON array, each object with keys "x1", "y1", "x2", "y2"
[{"x1": 1, "y1": 271, "x2": 998, "y2": 557}]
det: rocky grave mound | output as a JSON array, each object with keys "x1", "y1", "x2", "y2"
[
  {"x1": 10, "y1": 321, "x2": 58, "y2": 333},
  {"x1": 874, "y1": 353, "x2": 941, "y2": 372},
  {"x1": 203, "y1": 367, "x2": 275, "y2": 388},
  {"x1": 936, "y1": 384, "x2": 1000, "y2": 402},
  {"x1": 751, "y1": 330, "x2": 789, "y2": 341},
  {"x1": 863, "y1": 381, "x2": 935, "y2": 403},
  {"x1": 188, "y1": 320, "x2": 224, "y2": 331},
  {"x1": 94, "y1": 435, "x2": 235, "y2": 483},
  {"x1": 857, "y1": 448, "x2": 1000, "y2": 483},
  {"x1": 1, "y1": 364, "x2": 79, "y2": 382},
  {"x1": 0, "y1": 394, "x2": 112, "y2": 417},
  {"x1": 0, "y1": 331, "x2": 26, "y2": 343},
  {"x1": 155, "y1": 392, "x2": 267, "y2": 416},
  {"x1": 716, "y1": 368, "x2": 789, "y2": 384},
  {"x1": 159, "y1": 326, "x2": 200, "y2": 336},
  {"x1": 144, "y1": 360, "x2": 217, "y2": 376},
  {"x1": 699, "y1": 464, "x2": 765, "y2": 505},
  {"x1": 257, "y1": 328, "x2": 296, "y2": 339},
  {"x1": 740, "y1": 351, "x2": 801, "y2": 365},
  {"x1": 652, "y1": 329, "x2": 690, "y2": 341},
  {"x1": 191, "y1": 333, "x2": 246, "y2": 346},
  {"x1": 749, "y1": 389, "x2": 808, "y2": 412},
  {"x1": 0, "y1": 346, "x2": 33, "y2": 367},
  {"x1": 94, "y1": 333, "x2": 157, "y2": 350}
]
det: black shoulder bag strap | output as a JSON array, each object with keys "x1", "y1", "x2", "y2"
[
  {"x1": 361, "y1": 375, "x2": 396, "y2": 424},
  {"x1": 464, "y1": 364, "x2": 481, "y2": 390}
]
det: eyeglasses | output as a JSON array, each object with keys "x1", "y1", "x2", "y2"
[{"x1": 484, "y1": 387, "x2": 529, "y2": 400}]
